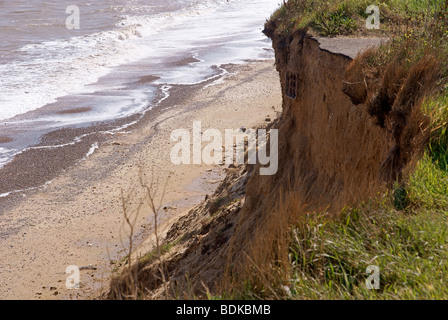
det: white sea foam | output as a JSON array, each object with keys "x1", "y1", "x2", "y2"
[
  {"x1": 0, "y1": 147, "x2": 17, "y2": 169},
  {"x1": 0, "y1": 178, "x2": 55, "y2": 199},
  {"x1": 0, "y1": 1, "x2": 208, "y2": 121},
  {"x1": 0, "y1": 0, "x2": 279, "y2": 121},
  {"x1": 0, "y1": 148, "x2": 9, "y2": 169},
  {"x1": 0, "y1": 26, "x2": 152, "y2": 121},
  {"x1": 84, "y1": 142, "x2": 99, "y2": 159}
]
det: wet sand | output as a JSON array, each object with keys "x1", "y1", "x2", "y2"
[
  {"x1": 57, "y1": 107, "x2": 93, "y2": 115},
  {"x1": 0, "y1": 60, "x2": 282, "y2": 300},
  {"x1": 0, "y1": 137, "x2": 13, "y2": 144}
]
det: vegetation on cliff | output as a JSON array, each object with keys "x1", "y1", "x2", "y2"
[
  {"x1": 268, "y1": 0, "x2": 447, "y2": 37},
  {"x1": 222, "y1": 0, "x2": 448, "y2": 300}
]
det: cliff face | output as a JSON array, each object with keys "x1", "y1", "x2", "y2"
[
  {"x1": 218, "y1": 32, "x2": 399, "y2": 288},
  {"x1": 170, "y1": 32, "x2": 404, "y2": 295},
  {"x1": 243, "y1": 32, "x2": 395, "y2": 215},
  {"x1": 223, "y1": 30, "x2": 436, "y2": 290},
  {"x1": 111, "y1": 30, "x2": 434, "y2": 299}
]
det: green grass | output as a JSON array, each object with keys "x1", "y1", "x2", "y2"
[
  {"x1": 405, "y1": 93, "x2": 448, "y2": 210},
  {"x1": 268, "y1": 0, "x2": 447, "y2": 37},
  {"x1": 138, "y1": 241, "x2": 176, "y2": 265},
  {"x1": 229, "y1": 169, "x2": 448, "y2": 299},
  {"x1": 285, "y1": 203, "x2": 448, "y2": 299},
  {"x1": 423, "y1": 94, "x2": 448, "y2": 169},
  {"x1": 310, "y1": 5, "x2": 358, "y2": 36},
  {"x1": 268, "y1": 0, "x2": 448, "y2": 85},
  {"x1": 285, "y1": 149, "x2": 448, "y2": 300},
  {"x1": 112, "y1": 241, "x2": 176, "y2": 273},
  {"x1": 408, "y1": 153, "x2": 448, "y2": 209}
]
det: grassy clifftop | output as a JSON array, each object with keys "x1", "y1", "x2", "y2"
[{"x1": 268, "y1": 0, "x2": 447, "y2": 37}]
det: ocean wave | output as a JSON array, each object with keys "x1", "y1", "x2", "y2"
[
  {"x1": 0, "y1": 0, "x2": 279, "y2": 121},
  {"x1": 0, "y1": 1, "x2": 221, "y2": 121}
]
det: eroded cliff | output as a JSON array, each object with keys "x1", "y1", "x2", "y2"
[{"x1": 109, "y1": 30, "x2": 435, "y2": 299}]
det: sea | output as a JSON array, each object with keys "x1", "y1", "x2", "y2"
[{"x1": 0, "y1": 0, "x2": 279, "y2": 196}]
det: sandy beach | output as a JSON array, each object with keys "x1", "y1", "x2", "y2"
[{"x1": 0, "y1": 60, "x2": 282, "y2": 300}]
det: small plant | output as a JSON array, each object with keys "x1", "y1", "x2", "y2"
[
  {"x1": 393, "y1": 183, "x2": 409, "y2": 210},
  {"x1": 209, "y1": 196, "x2": 228, "y2": 215},
  {"x1": 108, "y1": 166, "x2": 171, "y2": 300},
  {"x1": 311, "y1": 9, "x2": 358, "y2": 36}
]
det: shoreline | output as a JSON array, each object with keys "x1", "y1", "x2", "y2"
[{"x1": 0, "y1": 59, "x2": 282, "y2": 300}]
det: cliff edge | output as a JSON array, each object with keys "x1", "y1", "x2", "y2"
[{"x1": 108, "y1": 31, "x2": 412, "y2": 298}]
